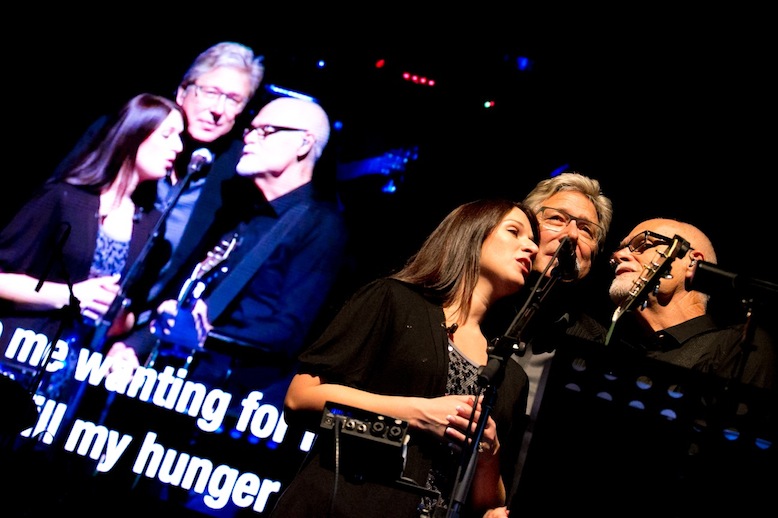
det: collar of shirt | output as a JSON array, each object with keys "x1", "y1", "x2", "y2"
[{"x1": 650, "y1": 314, "x2": 718, "y2": 351}]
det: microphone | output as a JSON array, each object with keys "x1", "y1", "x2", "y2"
[
  {"x1": 187, "y1": 148, "x2": 215, "y2": 176},
  {"x1": 690, "y1": 261, "x2": 778, "y2": 305},
  {"x1": 552, "y1": 236, "x2": 578, "y2": 282},
  {"x1": 442, "y1": 322, "x2": 458, "y2": 334}
]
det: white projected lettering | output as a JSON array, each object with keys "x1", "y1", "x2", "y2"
[
  {"x1": 4, "y1": 326, "x2": 69, "y2": 372},
  {"x1": 1, "y1": 318, "x2": 304, "y2": 516},
  {"x1": 133, "y1": 432, "x2": 282, "y2": 512}
]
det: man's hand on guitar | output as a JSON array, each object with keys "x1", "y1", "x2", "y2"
[{"x1": 151, "y1": 298, "x2": 213, "y2": 348}]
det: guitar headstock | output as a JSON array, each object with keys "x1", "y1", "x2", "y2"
[
  {"x1": 375, "y1": 146, "x2": 419, "y2": 175},
  {"x1": 605, "y1": 234, "x2": 691, "y2": 345},
  {"x1": 177, "y1": 233, "x2": 239, "y2": 306},
  {"x1": 192, "y1": 233, "x2": 239, "y2": 281},
  {"x1": 336, "y1": 146, "x2": 420, "y2": 182}
]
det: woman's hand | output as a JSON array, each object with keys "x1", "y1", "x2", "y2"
[
  {"x1": 75, "y1": 274, "x2": 122, "y2": 321},
  {"x1": 410, "y1": 394, "x2": 482, "y2": 441},
  {"x1": 438, "y1": 396, "x2": 499, "y2": 457}
]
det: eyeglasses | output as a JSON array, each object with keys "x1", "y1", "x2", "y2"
[
  {"x1": 618, "y1": 230, "x2": 674, "y2": 255},
  {"x1": 189, "y1": 84, "x2": 246, "y2": 110},
  {"x1": 536, "y1": 206, "x2": 604, "y2": 246},
  {"x1": 243, "y1": 124, "x2": 308, "y2": 139}
]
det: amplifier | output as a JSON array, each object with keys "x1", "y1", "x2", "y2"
[{"x1": 320, "y1": 401, "x2": 409, "y2": 482}]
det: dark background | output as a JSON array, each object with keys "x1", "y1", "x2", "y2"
[
  {"x1": 2, "y1": 9, "x2": 775, "y2": 517},
  {"x1": 6, "y1": 10, "x2": 774, "y2": 323}
]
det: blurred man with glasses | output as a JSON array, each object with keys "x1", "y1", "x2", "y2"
[
  {"x1": 154, "y1": 42, "x2": 264, "y2": 299},
  {"x1": 102, "y1": 95, "x2": 349, "y2": 515},
  {"x1": 108, "y1": 96, "x2": 348, "y2": 394}
]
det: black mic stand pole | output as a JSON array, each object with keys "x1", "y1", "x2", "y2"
[
  {"x1": 2, "y1": 225, "x2": 78, "y2": 476},
  {"x1": 87, "y1": 165, "x2": 200, "y2": 353},
  {"x1": 29, "y1": 275, "x2": 81, "y2": 397},
  {"x1": 689, "y1": 261, "x2": 778, "y2": 388},
  {"x1": 25, "y1": 224, "x2": 80, "y2": 408},
  {"x1": 446, "y1": 241, "x2": 570, "y2": 517}
]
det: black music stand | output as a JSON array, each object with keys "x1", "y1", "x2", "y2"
[{"x1": 512, "y1": 335, "x2": 777, "y2": 517}]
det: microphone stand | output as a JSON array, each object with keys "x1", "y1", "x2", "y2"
[
  {"x1": 55, "y1": 165, "x2": 200, "y2": 449},
  {"x1": 445, "y1": 239, "x2": 571, "y2": 517},
  {"x1": 87, "y1": 166, "x2": 199, "y2": 353},
  {"x1": 6, "y1": 223, "x2": 81, "y2": 447}
]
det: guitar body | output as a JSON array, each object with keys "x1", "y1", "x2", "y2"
[
  {"x1": 152, "y1": 310, "x2": 201, "y2": 352},
  {"x1": 147, "y1": 234, "x2": 238, "y2": 368}
]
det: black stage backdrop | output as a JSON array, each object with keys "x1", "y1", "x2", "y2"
[{"x1": 3, "y1": 9, "x2": 776, "y2": 517}]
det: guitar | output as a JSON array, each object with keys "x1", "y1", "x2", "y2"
[
  {"x1": 146, "y1": 233, "x2": 239, "y2": 365},
  {"x1": 335, "y1": 146, "x2": 420, "y2": 183},
  {"x1": 604, "y1": 234, "x2": 691, "y2": 345}
]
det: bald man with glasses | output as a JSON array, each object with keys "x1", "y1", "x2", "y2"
[
  {"x1": 607, "y1": 217, "x2": 776, "y2": 389},
  {"x1": 108, "y1": 97, "x2": 349, "y2": 399}
]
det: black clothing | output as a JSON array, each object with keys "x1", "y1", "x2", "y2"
[
  {"x1": 481, "y1": 272, "x2": 608, "y2": 350},
  {"x1": 0, "y1": 181, "x2": 168, "y2": 395},
  {"x1": 0, "y1": 182, "x2": 166, "y2": 317},
  {"x1": 270, "y1": 278, "x2": 529, "y2": 518},
  {"x1": 511, "y1": 332, "x2": 777, "y2": 518},
  {"x1": 47, "y1": 114, "x2": 246, "y2": 306},
  {"x1": 131, "y1": 180, "x2": 349, "y2": 403},
  {"x1": 149, "y1": 134, "x2": 244, "y2": 302},
  {"x1": 612, "y1": 313, "x2": 776, "y2": 390}
]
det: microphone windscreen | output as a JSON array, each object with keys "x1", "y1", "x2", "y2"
[{"x1": 191, "y1": 148, "x2": 214, "y2": 165}]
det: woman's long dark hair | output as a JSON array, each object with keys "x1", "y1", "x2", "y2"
[
  {"x1": 53, "y1": 93, "x2": 183, "y2": 207},
  {"x1": 391, "y1": 198, "x2": 539, "y2": 318}
]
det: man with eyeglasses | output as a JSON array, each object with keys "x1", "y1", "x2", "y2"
[
  {"x1": 480, "y1": 171, "x2": 613, "y2": 516},
  {"x1": 152, "y1": 42, "x2": 264, "y2": 301},
  {"x1": 513, "y1": 174, "x2": 613, "y2": 404},
  {"x1": 607, "y1": 218, "x2": 775, "y2": 389},
  {"x1": 598, "y1": 217, "x2": 777, "y2": 516}
]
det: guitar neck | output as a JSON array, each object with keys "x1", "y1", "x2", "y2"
[
  {"x1": 176, "y1": 279, "x2": 199, "y2": 311},
  {"x1": 175, "y1": 233, "x2": 239, "y2": 312}
]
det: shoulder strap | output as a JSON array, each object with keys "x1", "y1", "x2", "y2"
[{"x1": 205, "y1": 204, "x2": 309, "y2": 321}]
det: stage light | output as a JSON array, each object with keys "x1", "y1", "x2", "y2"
[
  {"x1": 264, "y1": 84, "x2": 317, "y2": 103},
  {"x1": 381, "y1": 179, "x2": 397, "y2": 194},
  {"x1": 516, "y1": 56, "x2": 534, "y2": 71},
  {"x1": 401, "y1": 70, "x2": 435, "y2": 87},
  {"x1": 550, "y1": 164, "x2": 571, "y2": 177}
]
